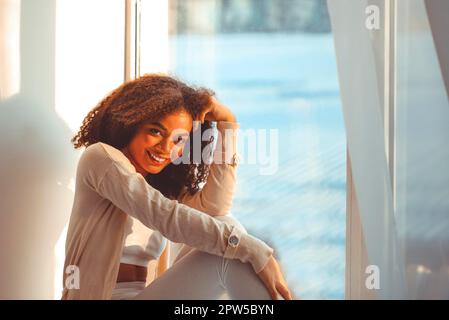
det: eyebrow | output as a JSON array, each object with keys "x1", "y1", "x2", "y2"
[
  {"x1": 146, "y1": 122, "x2": 190, "y2": 137},
  {"x1": 147, "y1": 122, "x2": 167, "y2": 132}
]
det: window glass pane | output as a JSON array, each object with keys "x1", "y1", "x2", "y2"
[{"x1": 143, "y1": 0, "x2": 346, "y2": 299}]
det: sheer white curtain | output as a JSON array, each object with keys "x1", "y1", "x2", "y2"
[
  {"x1": 327, "y1": 0, "x2": 405, "y2": 299},
  {"x1": 395, "y1": 0, "x2": 449, "y2": 299},
  {"x1": 328, "y1": 0, "x2": 449, "y2": 299}
]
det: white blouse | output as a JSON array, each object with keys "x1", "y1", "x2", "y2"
[{"x1": 120, "y1": 217, "x2": 167, "y2": 267}]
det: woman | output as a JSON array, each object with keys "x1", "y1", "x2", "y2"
[{"x1": 62, "y1": 74, "x2": 292, "y2": 300}]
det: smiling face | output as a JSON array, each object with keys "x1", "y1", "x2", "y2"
[{"x1": 122, "y1": 108, "x2": 193, "y2": 175}]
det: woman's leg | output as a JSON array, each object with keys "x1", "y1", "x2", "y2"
[
  {"x1": 132, "y1": 215, "x2": 272, "y2": 300},
  {"x1": 111, "y1": 281, "x2": 146, "y2": 300},
  {"x1": 132, "y1": 247, "x2": 271, "y2": 300}
]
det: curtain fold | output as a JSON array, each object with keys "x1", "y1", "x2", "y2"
[{"x1": 327, "y1": 0, "x2": 406, "y2": 299}]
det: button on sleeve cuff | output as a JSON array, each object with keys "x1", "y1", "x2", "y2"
[
  {"x1": 223, "y1": 225, "x2": 245, "y2": 260},
  {"x1": 225, "y1": 228, "x2": 275, "y2": 274}
]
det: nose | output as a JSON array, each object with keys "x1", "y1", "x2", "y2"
[{"x1": 154, "y1": 136, "x2": 174, "y2": 155}]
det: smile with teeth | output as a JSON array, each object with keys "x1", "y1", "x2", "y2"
[{"x1": 146, "y1": 150, "x2": 168, "y2": 164}]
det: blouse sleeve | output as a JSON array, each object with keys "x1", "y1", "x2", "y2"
[
  {"x1": 178, "y1": 121, "x2": 240, "y2": 216},
  {"x1": 82, "y1": 144, "x2": 273, "y2": 273}
]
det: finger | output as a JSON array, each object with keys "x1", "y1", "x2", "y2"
[
  {"x1": 204, "y1": 113, "x2": 215, "y2": 122},
  {"x1": 199, "y1": 105, "x2": 213, "y2": 123},
  {"x1": 209, "y1": 95, "x2": 218, "y2": 107},
  {"x1": 276, "y1": 283, "x2": 292, "y2": 300},
  {"x1": 199, "y1": 110, "x2": 206, "y2": 124},
  {"x1": 268, "y1": 286, "x2": 278, "y2": 300}
]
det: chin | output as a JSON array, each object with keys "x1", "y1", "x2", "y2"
[
  {"x1": 147, "y1": 168, "x2": 162, "y2": 174},
  {"x1": 144, "y1": 164, "x2": 167, "y2": 175}
]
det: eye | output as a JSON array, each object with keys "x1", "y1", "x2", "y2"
[{"x1": 147, "y1": 128, "x2": 162, "y2": 136}]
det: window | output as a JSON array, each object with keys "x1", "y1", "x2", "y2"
[{"x1": 140, "y1": 0, "x2": 347, "y2": 299}]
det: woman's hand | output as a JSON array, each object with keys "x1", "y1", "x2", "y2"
[
  {"x1": 198, "y1": 96, "x2": 237, "y2": 123},
  {"x1": 257, "y1": 255, "x2": 294, "y2": 300}
]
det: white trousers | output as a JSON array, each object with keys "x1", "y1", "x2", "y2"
[{"x1": 111, "y1": 215, "x2": 272, "y2": 300}]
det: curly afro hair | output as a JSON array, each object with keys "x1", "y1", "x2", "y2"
[{"x1": 72, "y1": 73, "x2": 216, "y2": 200}]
